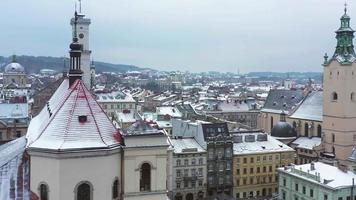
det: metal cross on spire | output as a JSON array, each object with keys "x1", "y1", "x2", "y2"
[
  {"x1": 345, "y1": 2, "x2": 348, "y2": 14},
  {"x1": 79, "y1": 0, "x2": 82, "y2": 13}
]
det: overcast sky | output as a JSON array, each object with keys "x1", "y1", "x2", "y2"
[{"x1": 0, "y1": 0, "x2": 353, "y2": 73}]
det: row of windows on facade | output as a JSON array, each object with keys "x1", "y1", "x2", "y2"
[
  {"x1": 174, "y1": 191, "x2": 204, "y2": 200},
  {"x1": 176, "y1": 168, "x2": 203, "y2": 177},
  {"x1": 39, "y1": 163, "x2": 152, "y2": 200},
  {"x1": 281, "y1": 179, "x2": 324, "y2": 200},
  {"x1": 208, "y1": 162, "x2": 231, "y2": 171},
  {"x1": 298, "y1": 148, "x2": 314, "y2": 154},
  {"x1": 270, "y1": 116, "x2": 322, "y2": 137},
  {"x1": 208, "y1": 148, "x2": 232, "y2": 159},
  {"x1": 236, "y1": 187, "x2": 277, "y2": 199},
  {"x1": 102, "y1": 103, "x2": 134, "y2": 110},
  {"x1": 39, "y1": 179, "x2": 119, "y2": 200},
  {"x1": 236, "y1": 174, "x2": 278, "y2": 186},
  {"x1": 331, "y1": 91, "x2": 356, "y2": 102},
  {"x1": 0, "y1": 131, "x2": 22, "y2": 140},
  {"x1": 236, "y1": 165, "x2": 279, "y2": 175},
  {"x1": 208, "y1": 175, "x2": 232, "y2": 185},
  {"x1": 236, "y1": 154, "x2": 287, "y2": 164},
  {"x1": 176, "y1": 158, "x2": 204, "y2": 166},
  {"x1": 176, "y1": 179, "x2": 204, "y2": 189}
]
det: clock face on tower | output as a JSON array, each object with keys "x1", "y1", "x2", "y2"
[{"x1": 79, "y1": 33, "x2": 84, "y2": 39}]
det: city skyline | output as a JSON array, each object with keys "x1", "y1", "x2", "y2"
[{"x1": 0, "y1": 0, "x2": 353, "y2": 73}]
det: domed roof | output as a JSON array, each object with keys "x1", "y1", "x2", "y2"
[
  {"x1": 4, "y1": 62, "x2": 25, "y2": 74},
  {"x1": 271, "y1": 121, "x2": 297, "y2": 138}
]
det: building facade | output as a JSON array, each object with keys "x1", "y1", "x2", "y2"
[
  {"x1": 203, "y1": 123, "x2": 234, "y2": 198},
  {"x1": 232, "y1": 132, "x2": 294, "y2": 199},
  {"x1": 170, "y1": 137, "x2": 207, "y2": 200},
  {"x1": 278, "y1": 162, "x2": 356, "y2": 200}
]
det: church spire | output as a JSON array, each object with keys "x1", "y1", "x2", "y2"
[
  {"x1": 332, "y1": 4, "x2": 356, "y2": 64},
  {"x1": 68, "y1": 11, "x2": 83, "y2": 87}
]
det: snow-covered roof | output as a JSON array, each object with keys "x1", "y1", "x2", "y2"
[
  {"x1": 233, "y1": 133, "x2": 294, "y2": 155},
  {"x1": 291, "y1": 137, "x2": 321, "y2": 150},
  {"x1": 289, "y1": 91, "x2": 323, "y2": 121},
  {"x1": 157, "y1": 106, "x2": 182, "y2": 118},
  {"x1": 117, "y1": 112, "x2": 136, "y2": 123},
  {"x1": 279, "y1": 162, "x2": 356, "y2": 189},
  {"x1": 170, "y1": 137, "x2": 205, "y2": 154},
  {"x1": 26, "y1": 79, "x2": 122, "y2": 152},
  {"x1": 0, "y1": 137, "x2": 30, "y2": 199},
  {"x1": 96, "y1": 90, "x2": 135, "y2": 103},
  {"x1": 0, "y1": 103, "x2": 28, "y2": 119}
]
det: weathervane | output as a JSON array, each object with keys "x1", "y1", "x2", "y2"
[
  {"x1": 79, "y1": 0, "x2": 82, "y2": 13},
  {"x1": 345, "y1": 1, "x2": 348, "y2": 14}
]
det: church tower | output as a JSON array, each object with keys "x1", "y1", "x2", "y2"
[
  {"x1": 70, "y1": 0, "x2": 92, "y2": 88},
  {"x1": 322, "y1": 5, "x2": 356, "y2": 166}
]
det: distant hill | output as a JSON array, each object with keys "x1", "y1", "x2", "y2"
[{"x1": 0, "y1": 55, "x2": 151, "y2": 74}]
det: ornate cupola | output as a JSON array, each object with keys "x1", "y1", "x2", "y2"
[
  {"x1": 332, "y1": 4, "x2": 356, "y2": 64},
  {"x1": 69, "y1": 11, "x2": 83, "y2": 87}
]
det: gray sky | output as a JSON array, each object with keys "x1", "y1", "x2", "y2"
[{"x1": 0, "y1": 0, "x2": 353, "y2": 73}]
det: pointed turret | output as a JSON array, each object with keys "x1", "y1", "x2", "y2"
[
  {"x1": 332, "y1": 4, "x2": 356, "y2": 64},
  {"x1": 68, "y1": 11, "x2": 83, "y2": 87}
]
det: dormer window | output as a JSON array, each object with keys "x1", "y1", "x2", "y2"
[{"x1": 78, "y1": 115, "x2": 88, "y2": 123}]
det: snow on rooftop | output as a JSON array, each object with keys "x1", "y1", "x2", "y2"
[
  {"x1": 170, "y1": 137, "x2": 205, "y2": 154},
  {"x1": 291, "y1": 137, "x2": 321, "y2": 150},
  {"x1": 26, "y1": 79, "x2": 122, "y2": 152},
  {"x1": 95, "y1": 90, "x2": 135, "y2": 103},
  {"x1": 157, "y1": 106, "x2": 182, "y2": 118},
  {"x1": 0, "y1": 137, "x2": 30, "y2": 199},
  {"x1": 233, "y1": 133, "x2": 294, "y2": 155},
  {"x1": 0, "y1": 103, "x2": 28, "y2": 119},
  {"x1": 280, "y1": 162, "x2": 356, "y2": 189},
  {"x1": 289, "y1": 91, "x2": 323, "y2": 121}
]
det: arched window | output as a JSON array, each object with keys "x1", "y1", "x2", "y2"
[
  {"x1": 332, "y1": 92, "x2": 338, "y2": 101},
  {"x1": 352, "y1": 92, "x2": 355, "y2": 102},
  {"x1": 39, "y1": 183, "x2": 49, "y2": 200},
  {"x1": 270, "y1": 116, "x2": 273, "y2": 130},
  {"x1": 112, "y1": 179, "x2": 119, "y2": 200},
  {"x1": 175, "y1": 193, "x2": 183, "y2": 200},
  {"x1": 293, "y1": 121, "x2": 297, "y2": 129},
  {"x1": 76, "y1": 182, "x2": 92, "y2": 200},
  {"x1": 140, "y1": 163, "x2": 151, "y2": 191},
  {"x1": 304, "y1": 123, "x2": 309, "y2": 137},
  {"x1": 317, "y1": 125, "x2": 322, "y2": 137},
  {"x1": 186, "y1": 193, "x2": 194, "y2": 200}
]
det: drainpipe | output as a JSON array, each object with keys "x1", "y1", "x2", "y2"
[{"x1": 351, "y1": 178, "x2": 354, "y2": 200}]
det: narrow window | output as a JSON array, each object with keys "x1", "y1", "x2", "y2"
[
  {"x1": 76, "y1": 182, "x2": 91, "y2": 200},
  {"x1": 39, "y1": 184, "x2": 49, "y2": 200},
  {"x1": 317, "y1": 125, "x2": 322, "y2": 137},
  {"x1": 140, "y1": 163, "x2": 151, "y2": 191},
  {"x1": 112, "y1": 179, "x2": 119, "y2": 199},
  {"x1": 304, "y1": 123, "x2": 309, "y2": 137},
  {"x1": 352, "y1": 92, "x2": 355, "y2": 102},
  {"x1": 332, "y1": 92, "x2": 338, "y2": 101}
]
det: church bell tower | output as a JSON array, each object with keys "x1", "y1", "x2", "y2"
[
  {"x1": 70, "y1": 0, "x2": 92, "y2": 88},
  {"x1": 322, "y1": 5, "x2": 356, "y2": 166}
]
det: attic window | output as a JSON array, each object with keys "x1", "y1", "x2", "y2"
[
  {"x1": 78, "y1": 115, "x2": 88, "y2": 123},
  {"x1": 273, "y1": 102, "x2": 277, "y2": 106},
  {"x1": 291, "y1": 95, "x2": 295, "y2": 99},
  {"x1": 280, "y1": 95, "x2": 285, "y2": 99}
]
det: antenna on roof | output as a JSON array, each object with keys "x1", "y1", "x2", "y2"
[{"x1": 345, "y1": 1, "x2": 348, "y2": 14}]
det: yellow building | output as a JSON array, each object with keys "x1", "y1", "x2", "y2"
[{"x1": 232, "y1": 132, "x2": 295, "y2": 199}]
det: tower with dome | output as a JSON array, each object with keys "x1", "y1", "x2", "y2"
[{"x1": 3, "y1": 55, "x2": 27, "y2": 89}]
